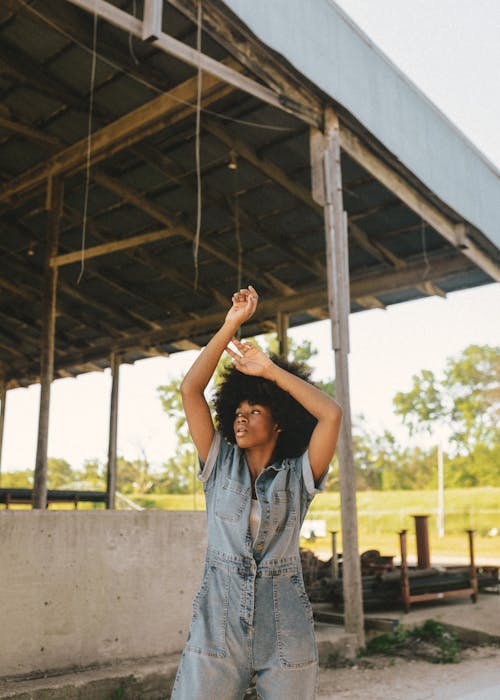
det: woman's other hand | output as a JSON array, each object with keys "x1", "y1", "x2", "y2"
[
  {"x1": 226, "y1": 337, "x2": 273, "y2": 377},
  {"x1": 225, "y1": 285, "x2": 258, "y2": 327}
]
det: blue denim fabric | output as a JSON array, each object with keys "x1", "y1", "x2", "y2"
[{"x1": 171, "y1": 432, "x2": 325, "y2": 700}]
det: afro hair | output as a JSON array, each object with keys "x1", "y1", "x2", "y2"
[{"x1": 212, "y1": 355, "x2": 317, "y2": 460}]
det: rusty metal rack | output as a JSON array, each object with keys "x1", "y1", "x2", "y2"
[{"x1": 399, "y1": 524, "x2": 478, "y2": 612}]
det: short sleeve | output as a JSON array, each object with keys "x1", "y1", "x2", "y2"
[
  {"x1": 198, "y1": 431, "x2": 222, "y2": 483},
  {"x1": 301, "y1": 449, "x2": 329, "y2": 496}
]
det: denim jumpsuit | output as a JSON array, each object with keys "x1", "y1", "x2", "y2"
[{"x1": 171, "y1": 432, "x2": 326, "y2": 700}]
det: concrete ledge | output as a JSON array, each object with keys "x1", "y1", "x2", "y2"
[
  {"x1": 0, "y1": 655, "x2": 179, "y2": 700},
  {"x1": 315, "y1": 623, "x2": 357, "y2": 664},
  {"x1": 0, "y1": 625, "x2": 358, "y2": 699}
]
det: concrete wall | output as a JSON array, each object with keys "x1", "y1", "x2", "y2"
[{"x1": 0, "y1": 511, "x2": 207, "y2": 679}]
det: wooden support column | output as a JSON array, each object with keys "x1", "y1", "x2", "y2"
[
  {"x1": 33, "y1": 178, "x2": 63, "y2": 509},
  {"x1": 277, "y1": 311, "x2": 289, "y2": 360},
  {"x1": 311, "y1": 107, "x2": 365, "y2": 647},
  {"x1": 0, "y1": 377, "x2": 6, "y2": 484},
  {"x1": 106, "y1": 353, "x2": 121, "y2": 509}
]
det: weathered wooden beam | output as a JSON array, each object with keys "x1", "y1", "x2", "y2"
[
  {"x1": 10, "y1": 0, "x2": 177, "y2": 96},
  {"x1": 349, "y1": 220, "x2": 405, "y2": 269},
  {"x1": 8, "y1": 252, "x2": 471, "y2": 384},
  {"x1": 339, "y1": 126, "x2": 500, "y2": 281},
  {"x1": 416, "y1": 281, "x2": 446, "y2": 298},
  {"x1": 311, "y1": 107, "x2": 364, "y2": 647},
  {"x1": 62, "y1": 204, "x2": 192, "y2": 318},
  {"x1": 92, "y1": 168, "x2": 293, "y2": 296},
  {"x1": 105, "y1": 352, "x2": 120, "y2": 510},
  {"x1": 135, "y1": 140, "x2": 321, "y2": 283},
  {"x1": 0, "y1": 246, "x2": 133, "y2": 343},
  {"x1": 354, "y1": 295, "x2": 385, "y2": 309},
  {"x1": 33, "y1": 178, "x2": 63, "y2": 510},
  {"x1": 205, "y1": 117, "x2": 402, "y2": 277},
  {"x1": 0, "y1": 67, "x2": 232, "y2": 204},
  {"x1": 66, "y1": 0, "x2": 318, "y2": 125},
  {"x1": 58, "y1": 252, "x2": 471, "y2": 362},
  {"x1": 205, "y1": 117, "x2": 323, "y2": 215},
  {"x1": 51, "y1": 227, "x2": 177, "y2": 267},
  {"x1": 0, "y1": 115, "x2": 60, "y2": 147},
  {"x1": 164, "y1": 0, "x2": 323, "y2": 123}
]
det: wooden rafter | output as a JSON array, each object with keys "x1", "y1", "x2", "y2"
[
  {"x1": 165, "y1": 0, "x2": 323, "y2": 118},
  {"x1": 65, "y1": 0, "x2": 320, "y2": 126},
  {"x1": 340, "y1": 127, "x2": 500, "y2": 281},
  {"x1": 91, "y1": 168, "x2": 294, "y2": 296},
  {"x1": 19, "y1": 252, "x2": 471, "y2": 375},
  {"x1": 0, "y1": 66, "x2": 233, "y2": 204}
]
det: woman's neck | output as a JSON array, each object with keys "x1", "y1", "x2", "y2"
[{"x1": 244, "y1": 445, "x2": 276, "y2": 482}]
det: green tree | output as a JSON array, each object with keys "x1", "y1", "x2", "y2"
[
  {"x1": 73, "y1": 459, "x2": 106, "y2": 490},
  {"x1": 47, "y1": 458, "x2": 75, "y2": 489},
  {"x1": 1, "y1": 469, "x2": 33, "y2": 488},
  {"x1": 394, "y1": 344, "x2": 500, "y2": 454},
  {"x1": 116, "y1": 455, "x2": 155, "y2": 495}
]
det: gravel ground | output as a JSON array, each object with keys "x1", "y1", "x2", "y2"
[{"x1": 317, "y1": 645, "x2": 500, "y2": 699}]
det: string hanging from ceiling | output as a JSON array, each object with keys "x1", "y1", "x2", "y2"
[
  {"x1": 193, "y1": 0, "x2": 203, "y2": 290},
  {"x1": 231, "y1": 150, "x2": 243, "y2": 339},
  {"x1": 77, "y1": 0, "x2": 99, "y2": 285},
  {"x1": 18, "y1": 0, "x2": 294, "y2": 134}
]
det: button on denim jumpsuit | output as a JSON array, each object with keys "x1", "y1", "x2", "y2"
[{"x1": 171, "y1": 432, "x2": 326, "y2": 700}]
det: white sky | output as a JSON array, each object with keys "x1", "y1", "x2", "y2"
[{"x1": 1, "y1": 0, "x2": 500, "y2": 472}]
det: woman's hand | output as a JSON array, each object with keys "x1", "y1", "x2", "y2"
[
  {"x1": 226, "y1": 337, "x2": 273, "y2": 377},
  {"x1": 225, "y1": 285, "x2": 258, "y2": 327}
]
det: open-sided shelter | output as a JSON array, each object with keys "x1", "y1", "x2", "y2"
[{"x1": 0, "y1": 0, "x2": 499, "y2": 644}]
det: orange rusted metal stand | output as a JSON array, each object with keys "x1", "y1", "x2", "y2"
[
  {"x1": 399, "y1": 530, "x2": 411, "y2": 613},
  {"x1": 467, "y1": 529, "x2": 478, "y2": 602},
  {"x1": 399, "y1": 526, "x2": 478, "y2": 612}
]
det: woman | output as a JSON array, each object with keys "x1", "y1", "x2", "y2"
[{"x1": 171, "y1": 285, "x2": 342, "y2": 700}]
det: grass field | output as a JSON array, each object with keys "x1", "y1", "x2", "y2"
[{"x1": 127, "y1": 488, "x2": 500, "y2": 563}]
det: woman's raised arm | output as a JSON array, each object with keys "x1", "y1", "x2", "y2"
[
  {"x1": 226, "y1": 338, "x2": 342, "y2": 481},
  {"x1": 180, "y1": 286, "x2": 258, "y2": 463}
]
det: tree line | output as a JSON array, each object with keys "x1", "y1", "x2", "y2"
[{"x1": 2, "y1": 342, "x2": 498, "y2": 493}]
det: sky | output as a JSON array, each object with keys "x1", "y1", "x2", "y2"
[{"x1": 1, "y1": 0, "x2": 500, "y2": 473}]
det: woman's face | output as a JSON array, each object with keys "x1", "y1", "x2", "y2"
[{"x1": 233, "y1": 400, "x2": 280, "y2": 449}]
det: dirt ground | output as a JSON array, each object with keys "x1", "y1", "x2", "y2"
[{"x1": 317, "y1": 645, "x2": 500, "y2": 699}]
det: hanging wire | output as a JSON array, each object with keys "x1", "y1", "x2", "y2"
[
  {"x1": 233, "y1": 155, "x2": 243, "y2": 292},
  {"x1": 421, "y1": 220, "x2": 431, "y2": 279},
  {"x1": 232, "y1": 152, "x2": 243, "y2": 340},
  {"x1": 18, "y1": 0, "x2": 294, "y2": 133},
  {"x1": 128, "y1": 0, "x2": 140, "y2": 66},
  {"x1": 77, "y1": 0, "x2": 98, "y2": 285},
  {"x1": 192, "y1": 0, "x2": 203, "y2": 290}
]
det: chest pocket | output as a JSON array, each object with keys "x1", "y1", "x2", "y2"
[
  {"x1": 215, "y1": 477, "x2": 250, "y2": 522},
  {"x1": 271, "y1": 489, "x2": 297, "y2": 531}
]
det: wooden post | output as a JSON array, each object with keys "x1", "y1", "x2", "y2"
[
  {"x1": 277, "y1": 311, "x2": 289, "y2": 360},
  {"x1": 310, "y1": 106, "x2": 365, "y2": 647},
  {"x1": 106, "y1": 353, "x2": 121, "y2": 509},
  {"x1": 33, "y1": 178, "x2": 63, "y2": 509},
  {"x1": 0, "y1": 377, "x2": 6, "y2": 484},
  {"x1": 330, "y1": 530, "x2": 339, "y2": 581}
]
